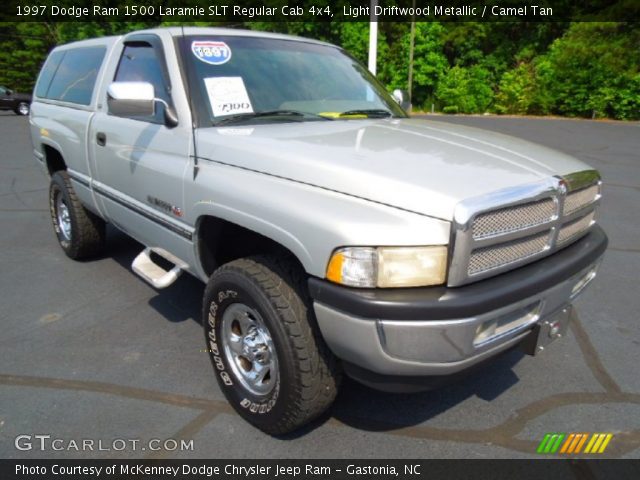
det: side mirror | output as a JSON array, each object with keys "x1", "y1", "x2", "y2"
[
  {"x1": 392, "y1": 89, "x2": 411, "y2": 112},
  {"x1": 107, "y1": 82, "x2": 179, "y2": 127},
  {"x1": 107, "y1": 82, "x2": 155, "y2": 117}
]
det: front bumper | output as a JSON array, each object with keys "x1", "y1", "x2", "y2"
[{"x1": 309, "y1": 226, "x2": 607, "y2": 387}]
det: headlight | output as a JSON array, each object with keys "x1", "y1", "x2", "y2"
[{"x1": 326, "y1": 246, "x2": 448, "y2": 288}]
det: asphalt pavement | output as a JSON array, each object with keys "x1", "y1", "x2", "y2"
[{"x1": 1, "y1": 112, "x2": 638, "y2": 459}]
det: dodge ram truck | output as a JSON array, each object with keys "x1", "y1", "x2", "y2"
[{"x1": 30, "y1": 27, "x2": 607, "y2": 434}]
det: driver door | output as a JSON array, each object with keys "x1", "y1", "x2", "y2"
[{"x1": 89, "y1": 34, "x2": 194, "y2": 263}]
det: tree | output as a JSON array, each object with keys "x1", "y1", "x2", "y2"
[
  {"x1": 436, "y1": 65, "x2": 494, "y2": 114},
  {"x1": 495, "y1": 62, "x2": 537, "y2": 114},
  {"x1": 382, "y1": 22, "x2": 447, "y2": 109},
  {"x1": 536, "y1": 22, "x2": 640, "y2": 119},
  {"x1": 0, "y1": 23, "x2": 54, "y2": 91}
]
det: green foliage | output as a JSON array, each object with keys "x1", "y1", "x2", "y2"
[
  {"x1": 0, "y1": 19, "x2": 637, "y2": 120},
  {"x1": 587, "y1": 74, "x2": 640, "y2": 120},
  {"x1": 495, "y1": 63, "x2": 537, "y2": 115},
  {"x1": 339, "y1": 22, "x2": 377, "y2": 65},
  {"x1": 535, "y1": 22, "x2": 640, "y2": 119},
  {"x1": 0, "y1": 23, "x2": 53, "y2": 92},
  {"x1": 383, "y1": 22, "x2": 448, "y2": 109},
  {"x1": 436, "y1": 65, "x2": 494, "y2": 114}
]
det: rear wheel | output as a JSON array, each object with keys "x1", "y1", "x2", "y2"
[
  {"x1": 49, "y1": 171, "x2": 105, "y2": 259},
  {"x1": 203, "y1": 255, "x2": 340, "y2": 435},
  {"x1": 14, "y1": 102, "x2": 29, "y2": 116}
]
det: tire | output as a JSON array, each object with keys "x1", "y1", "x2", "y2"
[
  {"x1": 202, "y1": 255, "x2": 340, "y2": 435},
  {"x1": 49, "y1": 171, "x2": 105, "y2": 259},
  {"x1": 14, "y1": 102, "x2": 29, "y2": 116}
]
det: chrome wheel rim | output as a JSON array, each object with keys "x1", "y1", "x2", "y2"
[
  {"x1": 56, "y1": 194, "x2": 71, "y2": 241},
  {"x1": 221, "y1": 303, "x2": 278, "y2": 396},
  {"x1": 18, "y1": 103, "x2": 29, "y2": 115}
]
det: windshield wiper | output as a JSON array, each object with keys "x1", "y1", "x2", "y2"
[
  {"x1": 338, "y1": 109, "x2": 393, "y2": 118},
  {"x1": 214, "y1": 110, "x2": 332, "y2": 126}
]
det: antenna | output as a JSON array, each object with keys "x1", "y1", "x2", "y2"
[{"x1": 181, "y1": 25, "x2": 199, "y2": 179}]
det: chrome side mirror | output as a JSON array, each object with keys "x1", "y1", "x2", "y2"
[
  {"x1": 107, "y1": 82, "x2": 178, "y2": 127},
  {"x1": 107, "y1": 82, "x2": 155, "y2": 117},
  {"x1": 392, "y1": 89, "x2": 411, "y2": 112}
]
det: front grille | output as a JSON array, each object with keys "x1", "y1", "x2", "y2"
[
  {"x1": 472, "y1": 199, "x2": 555, "y2": 239},
  {"x1": 558, "y1": 211, "x2": 595, "y2": 245},
  {"x1": 449, "y1": 171, "x2": 601, "y2": 286},
  {"x1": 564, "y1": 184, "x2": 599, "y2": 215},
  {"x1": 468, "y1": 231, "x2": 550, "y2": 275}
]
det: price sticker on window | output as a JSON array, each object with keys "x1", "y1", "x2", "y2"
[{"x1": 204, "y1": 77, "x2": 254, "y2": 118}]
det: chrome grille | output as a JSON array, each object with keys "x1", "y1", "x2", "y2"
[
  {"x1": 449, "y1": 170, "x2": 601, "y2": 286},
  {"x1": 472, "y1": 199, "x2": 555, "y2": 239},
  {"x1": 468, "y1": 231, "x2": 550, "y2": 275},
  {"x1": 564, "y1": 184, "x2": 599, "y2": 215},
  {"x1": 558, "y1": 211, "x2": 595, "y2": 245}
]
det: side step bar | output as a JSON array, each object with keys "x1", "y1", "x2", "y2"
[{"x1": 132, "y1": 247, "x2": 186, "y2": 289}]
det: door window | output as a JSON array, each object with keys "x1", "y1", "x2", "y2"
[{"x1": 113, "y1": 43, "x2": 173, "y2": 124}]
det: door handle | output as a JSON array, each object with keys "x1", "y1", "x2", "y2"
[{"x1": 96, "y1": 132, "x2": 106, "y2": 146}]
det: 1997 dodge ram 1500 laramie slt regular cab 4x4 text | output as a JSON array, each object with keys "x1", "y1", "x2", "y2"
[{"x1": 30, "y1": 27, "x2": 607, "y2": 434}]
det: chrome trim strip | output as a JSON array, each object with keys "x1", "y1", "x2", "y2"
[
  {"x1": 67, "y1": 169, "x2": 195, "y2": 241},
  {"x1": 472, "y1": 221, "x2": 555, "y2": 247},
  {"x1": 67, "y1": 168, "x2": 92, "y2": 187}
]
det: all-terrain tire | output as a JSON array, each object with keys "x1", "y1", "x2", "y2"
[
  {"x1": 49, "y1": 171, "x2": 105, "y2": 259},
  {"x1": 202, "y1": 255, "x2": 340, "y2": 435}
]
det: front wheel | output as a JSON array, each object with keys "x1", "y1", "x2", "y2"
[
  {"x1": 14, "y1": 102, "x2": 29, "y2": 116},
  {"x1": 202, "y1": 255, "x2": 340, "y2": 435}
]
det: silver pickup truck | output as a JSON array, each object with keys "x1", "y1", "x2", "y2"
[{"x1": 30, "y1": 27, "x2": 607, "y2": 434}]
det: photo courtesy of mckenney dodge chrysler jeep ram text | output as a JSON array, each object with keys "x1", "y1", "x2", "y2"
[{"x1": 29, "y1": 27, "x2": 607, "y2": 434}]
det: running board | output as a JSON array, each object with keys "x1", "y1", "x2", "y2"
[{"x1": 132, "y1": 248, "x2": 185, "y2": 289}]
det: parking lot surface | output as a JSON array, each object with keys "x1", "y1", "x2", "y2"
[{"x1": 1, "y1": 112, "x2": 638, "y2": 458}]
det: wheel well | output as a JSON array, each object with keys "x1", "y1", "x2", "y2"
[
  {"x1": 43, "y1": 145, "x2": 66, "y2": 175},
  {"x1": 197, "y1": 216, "x2": 305, "y2": 277}
]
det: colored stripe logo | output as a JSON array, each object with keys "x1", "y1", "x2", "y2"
[{"x1": 537, "y1": 433, "x2": 613, "y2": 454}]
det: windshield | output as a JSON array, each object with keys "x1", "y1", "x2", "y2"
[{"x1": 183, "y1": 35, "x2": 407, "y2": 126}]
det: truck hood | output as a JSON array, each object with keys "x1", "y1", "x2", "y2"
[{"x1": 196, "y1": 118, "x2": 592, "y2": 221}]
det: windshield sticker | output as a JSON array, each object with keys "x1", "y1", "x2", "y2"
[
  {"x1": 204, "y1": 77, "x2": 254, "y2": 117},
  {"x1": 192, "y1": 41, "x2": 232, "y2": 65}
]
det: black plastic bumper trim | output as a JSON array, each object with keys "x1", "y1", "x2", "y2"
[{"x1": 308, "y1": 225, "x2": 607, "y2": 321}]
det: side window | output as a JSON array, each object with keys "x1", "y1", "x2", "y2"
[
  {"x1": 35, "y1": 50, "x2": 65, "y2": 99},
  {"x1": 0, "y1": 86, "x2": 6, "y2": 95},
  {"x1": 113, "y1": 43, "x2": 172, "y2": 124},
  {"x1": 45, "y1": 47, "x2": 106, "y2": 105}
]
